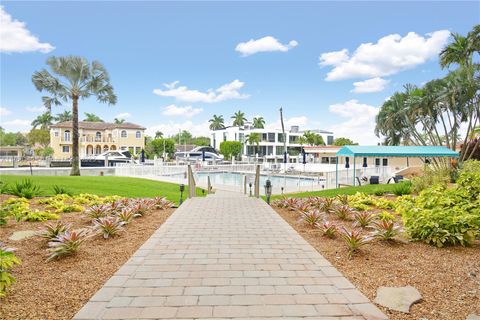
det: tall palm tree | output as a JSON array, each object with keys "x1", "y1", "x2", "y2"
[
  {"x1": 55, "y1": 110, "x2": 72, "y2": 123},
  {"x1": 32, "y1": 56, "x2": 117, "y2": 176},
  {"x1": 155, "y1": 131, "x2": 163, "y2": 139},
  {"x1": 114, "y1": 118, "x2": 125, "y2": 124},
  {"x1": 31, "y1": 112, "x2": 54, "y2": 129},
  {"x1": 246, "y1": 132, "x2": 261, "y2": 156},
  {"x1": 84, "y1": 112, "x2": 104, "y2": 122},
  {"x1": 231, "y1": 110, "x2": 247, "y2": 127},
  {"x1": 208, "y1": 115, "x2": 225, "y2": 130},
  {"x1": 252, "y1": 116, "x2": 265, "y2": 129}
]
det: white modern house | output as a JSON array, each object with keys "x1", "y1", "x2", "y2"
[{"x1": 210, "y1": 122, "x2": 334, "y2": 161}]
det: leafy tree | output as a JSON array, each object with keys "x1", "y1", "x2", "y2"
[
  {"x1": 231, "y1": 110, "x2": 247, "y2": 127},
  {"x1": 209, "y1": 115, "x2": 225, "y2": 130},
  {"x1": 55, "y1": 110, "x2": 72, "y2": 123},
  {"x1": 31, "y1": 112, "x2": 54, "y2": 129},
  {"x1": 27, "y1": 129, "x2": 50, "y2": 148},
  {"x1": 252, "y1": 116, "x2": 265, "y2": 129},
  {"x1": 154, "y1": 131, "x2": 163, "y2": 139},
  {"x1": 246, "y1": 132, "x2": 261, "y2": 155},
  {"x1": 191, "y1": 136, "x2": 210, "y2": 146},
  {"x1": 0, "y1": 128, "x2": 27, "y2": 146},
  {"x1": 333, "y1": 137, "x2": 356, "y2": 146},
  {"x1": 32, "y1": 56, "x2": 117, "y2": 175},
  {"x1": 83, "y1": 112, "x2": 104, "y2": 122},
  {"x1": 297, "y1": 136, "x2": 308, "y2": 147},
  {"x1": 220, "y1": 141, "x2": 243, "y2": 160},
  {"x1": 173, "y1": 130, "x2": 193, "y2": 144},
  {"x1": 146, "y1": 138, "x2": 175, "y2": 158},
  {"x1": 35, "y1": 146, "x2": 54, "y2": 157},
  {"x1": 114, "y1": 118, "x2": 125, "y2": 124},
  {"x1": 303, "y1": 131, "x2": 325, "y2": 146}
]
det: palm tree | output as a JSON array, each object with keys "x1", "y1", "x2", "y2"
[
  {"x1": 84, "y1": 112, "x2": 104, "y2": 122},
  {"x1": 55, "y1": 110, "x2": 72, "y2": 123},
  {"x1": 231, "y1": 110, "x2": 247, "y2": 127},
  {"x1": 114, "y1": 118, "x2": 125, "y2": 124},
  {"x1": 32, "y1": 56, "x2": 117, "y2": 176},
  {"x1": 297, "y1": 136, "x2": 308, "y2": 147},
  {"x1": 252, "y1": 116, "x2": 265, "y2": 129},
  {"x1": 208, "y1": 115, "x2": 225, "y2": 130},
  {"x1": 31, "y1": 112, "x2": 54, "y2": 129},
  {"x1": 155, "y1": 131, "x2": 163, "y2": 139},
  {"x1": 246, "y1": 132, "x2": 261, "y2": 156}
]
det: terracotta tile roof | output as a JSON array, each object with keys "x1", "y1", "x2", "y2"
[{"x1": 51, "y1": 121, "x2": 146, "y2": 130}]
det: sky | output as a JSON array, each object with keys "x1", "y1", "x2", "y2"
[{"x1": 0, "y1": 1, "x2": 479, "y2": 145}]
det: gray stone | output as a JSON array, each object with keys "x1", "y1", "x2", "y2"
[
  {"x1": 9, "y1": 230, "x2": 37, "y2": 241},
  {"x1": 467, "y1": 314, "x2": 480, "y2": 320},
  {"x1": 374, "y1": 286, "x2": 422, "y2": 313}
]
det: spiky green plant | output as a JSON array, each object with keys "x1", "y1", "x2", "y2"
[
  {"x1": 333, "y1": 205, "x2": 353, "y2": 220},
  {"x1": 8, "y1": 179, "x2": 41, "y2": 199},
  {"x1": 340, "y1": 227, "x2": 372, "y2": 258},
  {"x1": 320, "y1": 220, "x2": 338, "y2": 238},
  {"x1": 353, "y1": 211, "x2": 376, "y2": 228},
  {"x1": 41, "y1": 221, "x2": 71, "y2": 241},
  {"x1": 300, "y1": 210, "x2": 323, "y2": 228},
  {"x1": 47, "y1": 230, "x2": 87, "y2": 261},
  {"x1": 93, "y1": 216, "x2": 125, "y2": 239},
  {"x1": 371, "y1": 220, "x2": 402, "y2": 241}
]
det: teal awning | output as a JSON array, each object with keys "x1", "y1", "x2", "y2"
[{"x1": 336, "y1": 146, "x2": 459, "y2": 158}]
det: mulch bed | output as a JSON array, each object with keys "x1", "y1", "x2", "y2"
[
  {"x1": 0, "y1": 195, "x2": 173, "y2": 320},
  {"x1": 275, "y1": 206, "x2": 480, "y2": 320}
]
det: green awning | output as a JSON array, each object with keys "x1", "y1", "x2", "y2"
[{"x1": 336, "y1": 145, "x2": 459, "y2": 158}]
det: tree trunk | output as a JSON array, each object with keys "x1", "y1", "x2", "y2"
[{"x1": 70, "y1": 96, "x2": 81, "y2": 176}]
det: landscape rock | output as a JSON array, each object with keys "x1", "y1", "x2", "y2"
[
  {"x1": 374, "y1": 286, "x2": 422, "y2": 313},
  {"x1": 466, "y1": 314, "x2": 480, "y2": 320},
  {"x1": 9, "y1": 230, "x2": 38, "y2": 241}
]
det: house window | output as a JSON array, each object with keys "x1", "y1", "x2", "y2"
[
  {"x1": 64, "y1": 130, "x2": 70, "y2": 141},
  {"x1": 268, "y1": 133, "x2": 275, "y2": 142},
  {"x1": 239, "y1": 133, "x2": 245, "y2": 143},
  {"x1": 95, "y1": 132, "x2": 101, "y2": 142},
  {"x1": 382, "y1": 158, "x2": 388, "y2": 166},
  {"x1": 278, "y1": 133, "x2": 285, "y2": 143},
  {"x1": 121, "y1": 130, "x2": 127, "y2": 138},
  {"x1": 321, "y1": 157, "x2": 330, "y2": 164},
  {"x1": 223, "y1": 133, "x2": 227, "y2": 142},
  {"x1": 327, "y1": 135, "x2": 334, "y2": 145},
  {"x1": 54, "y1": 131, "x2": 59, "y2": 137},
  {"x1": 289, "y1": 135, "x2": 298, "y2": 143},
  {"x1": 330, "y1": 157, "x2": 337, "y2": 164},
  {"x1": 62, "y1": 146, "x2": 70, "y2": 153},
  {"x1": 375, "y1": 158, "x2": 381, "y2": 167},
  {"x1": 136, "y1": 131, "x2": 141, "y2": 138}
]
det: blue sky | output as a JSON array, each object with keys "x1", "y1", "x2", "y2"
[{"x1": 1, "y1": 1, "x2": 478, "y2": 144}]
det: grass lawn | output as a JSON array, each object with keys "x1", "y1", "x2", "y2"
[
  {"x1": 269, "y1": 183, "x2": 399, "y2": 200},
  {"x1": 0, "y1": 175, "x2": 204, "y2": 203}
]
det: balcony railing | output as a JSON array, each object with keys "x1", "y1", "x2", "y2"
[{"x1": 59, "y1": 137, "x2": 116, "y2": 143}]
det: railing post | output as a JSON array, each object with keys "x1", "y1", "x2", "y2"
[
  {"x1": 254, "y1": 164, "x2": 260, "y2": 198},
  {"x1": 207, "y1": 175, "x2": 211, "y2": 194},
  {"x1": 187, "y1": 164, "x2": 196, "y2": 198}
]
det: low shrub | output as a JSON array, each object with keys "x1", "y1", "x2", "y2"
[
  {"x1": 371, "y1": 220, "x2": 401, "y2": 241},
  {"x1": 411, "y1": 167, "x2": 451, "y2": 193},
  {"x1": 0, "y1": 198, "x2": 30, "y2": 222},
  {"x1": 24, "y1": 210, "x2": 60, "y2": 222},
  {"x1": 8, "y1": 179, "x2": 42, "y2": 199},
  {"x1": 47, "y1": 230, "x2": 87, "y2": 261},
  {"x1": 340, "y1": 227, "x2": 372, "y2": 258},
  {"x1": 372, "y1": 197, "x2": 395, "y2": 210},
  {"x1": 373, "y1": 188, "x2": 385, "y2": 196},
  {"x1": 376, "y1": 211, "x2": 396, "y2": 222},
  {"x1": 0, "y1": 243, "x2": 21, "y2": 298},
  {"x1": 347, "y1": 192, "x2": 373, "y2": 211},
  {"x1": 0, "y1": 182, "x2": 10, "y2": 194},
  {"x1": 392, "y1": 181, "x2": 412, "y2": 196},
  {"x1": 93, "y1": 216, "x2": 125, "y2": 239}
]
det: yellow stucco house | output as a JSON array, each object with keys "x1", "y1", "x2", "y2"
[{"x1": 50, "y1": 121, "x2": 146, "y2": 159}]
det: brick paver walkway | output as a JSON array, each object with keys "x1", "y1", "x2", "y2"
[{"x1": 75, "y1": 191, "x2": 387, "y2": 319}]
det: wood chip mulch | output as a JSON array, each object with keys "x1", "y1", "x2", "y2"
[
  {"x1": 0, "y1": 197, "x2": 173, "y2": 320},
  {"x1": 275, "y1": 207, "x2": 480, "y2": 320}
]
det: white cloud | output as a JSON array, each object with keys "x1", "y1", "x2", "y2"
[
  {"x1": 26, "y1": 106, "x2": 46, "y2": 113},
  {"x1": 265, "y1": 116, "x2": 308, "y2": 130},
  {"x1": 319, "y1": 30, "x2": 450, "y2": 81},
  {"x1": 146, "y1": 120, "x2": 210, "y2": 138},
  {"x1": 153, "y1": 80, "x2": 249, "y2": 103},
  {"x1": 0, "y1": 6, "x2": 55, "y2": 53},
  {"x1": 0, "y1": 118, "x2": 31, "y2": 132},
  {"x1": 235, "y1": 36, "x2": 298, "y2": 56},
  {"x1": 328, "y1": 99, "x2": 380, "y2": 145},
  {"x1": 161, "y1": 105, "x2": 203, "y2": 117},
  {"x1": 0, "y1": 107, "x2": 12, "y2": 116},
  {"x1": 351, "y1": 77, "x2": 390, "y2": 93},
  {"x1": 115, "y1": 112, "x2": 131, "y2": 119}
]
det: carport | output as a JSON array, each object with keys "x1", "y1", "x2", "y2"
[{"x1": 335, "y1": 145, "x2": 459, "y2": 187}]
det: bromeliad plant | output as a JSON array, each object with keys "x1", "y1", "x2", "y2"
[
  {"x1": 340, "y1": 227, "x2": 372, "y2": 258},
  {"x1": 130, "y1": 200, "x2": 150, "y2": 217},
  {"x1": 333, "y1": 205, "x2": 354, "y2": 220},
  {"x1": 371, "y1": 220, "x2": 402, "y2": 241},
  {"x1": 41, "y1": 221, "x2": 71, "y2": 241},
  {"x1": 47, "y1": 230, "x2": 88, "y2": 261},
  {"x1": 353, "y1": 211, "x2": 376, "y2": 228},
  {"x1": 321, "y1": 198, "x2": 336, "y2": 214},
  {"x1": 8, "y1": 179, "x2": 42, "y2": 199},
  {"x1": 93, "y1": 216, "x2": 125, "y2": 239},
  {"x1": 152, "y1": 197, "x2": 174, "y2": 210},
  {"x1": 116, "y1": 209, "x2": 138, "y2": 224},
  {"x1": 85, "y1": 204, "x2": 111, "y2": 219},
  {"x1": 0, "y1": 243, "x2": 21, "y2": 298},
  {"x1": 320, "y1": 220, "x2": 338, "y2": 238},
  {"x1": 300, "y1": 210, "x2": 323, "y2": 228}
]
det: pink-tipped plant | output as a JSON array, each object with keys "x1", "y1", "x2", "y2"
[
  {"x1": 116, "y1": 208, "x2": 138, "y2": 224},
  {"x1": 353, "y1": 211, "x2": 376, "y2": 228},
  {"x1": 300, "y1": 210, "x2": 323, "y2": 228},
  {"x1": 340, "y1": 227, "x2": 372, "y2": 258},
  {"x1": 152, "y1": 197, "x2": 174, "y2": 210},
  {"x1": 371, "y1": 220, "x2": 402, "y2": 241},
  {"x1": 47, "y1": 230, "x2": 87, "y2": 261},
  {"x1": 336, "y1": 194, "x2": 349, "y2": 205},
  {"x1": 108, "y1": 201, "x2": 123, "y2": 214},
  {"x1": 295, "y1": 203, "x2": 311, "y2": 214},
  {"x1": 41, "y1": 221, "x2": 71, "y2": 241},
  {"x1": 321, "y1": 220, "x2": 338, "y2": 238},
  {"x1": 284, "y1": 198, "x2": 300, "y2": 211},
  {"x1": 321, "y1": 198, "x2": 336, "y2": 213},
  {"x1": 333, "y1": 205, "x2": 354, "y2": 220},
  {"x1": 131, "y1": 200, "x2": 149, "y2": 217},
  {"x1": 93, "y1": 216, "x2": 125, "y2": 239},
  {"x1": 85, "y1": 204, "x2": 111, "y2": 219}
]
